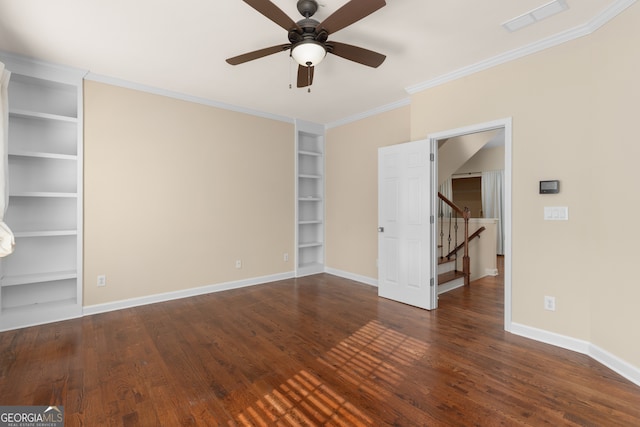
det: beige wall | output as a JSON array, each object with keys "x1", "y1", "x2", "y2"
[
  {"x1": 325, "y1": 107, "x2": 410, "y2": 279},
  {"x1": 83, "y1": 81, "x2": 294, "y2": 306},
  {"x1": 589, "y1": 4, "x2": 640, "y2": 367},
  {"x1": 410, "y1": 5, "x2": 640, "y2": 367},
  {"x1": 438, "y1": 130, "x2": 498, "y2": 186},
  {"x1": 455, "y1": 146, "x2": 505, "y2": 175}
]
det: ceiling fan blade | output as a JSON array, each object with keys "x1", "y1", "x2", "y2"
[
  {"x1": 328, "y1": 41, "x2": 386, "y2": 68},
  {"x1": 243, "y1": 0, "x2": 301, "y2": 32},
  {"x1": 297, "y1": 65, "x2": 314, "y2": 88},
  {"x1": 317, "y1": 0, "x2": 385, "y2": 34},
  {"x1": 226, "y1": 44, "x2": 291, "y2": 65}
]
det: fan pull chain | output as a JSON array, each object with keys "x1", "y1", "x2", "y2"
[
  {"x1": 307, "y1": 62, "x2": 312, "y2": 93},
  {"x1": 289, "y1": 55, "x2": 293, "y2": 89}
]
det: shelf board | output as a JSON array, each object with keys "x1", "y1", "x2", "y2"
[
  {"x1": 298, "y1": 150, "x2": 322, "y2": 157},
  {"x1": 1, "y1": 298, "x2": 79, "y2": 316},
  {"x1": 296, "y1": 262, "x2": 324, "y2": 277},
  {"x1": 299, "y1": 174, "x2": 322, "y2": 179},
  {"x1": 298, "y1": 261, "x2": 324, "y2": 269},
  {"x1": 9, "y1": 191, "x2": 78, "y2": 198},
  {"x1": 9, "y1": 108, "x2": 77, "y2": 123},
  {"x1": 299, "y1": 220, "x2": 323, "y2": 225},
  {"x1": 0, "y1": 299, "x2": 82, "y2": 331},
  {"x1": 1, "y1": 270, "x2": 78, "y2": 287},
  {"x1": 298, "y1": 197, "x2": 322, "y2": 202},
  {"x1": 14, "y1": 230, "x2": 77, "y2": 238},
  {"x1": 299, "y1": 242, "x2": 323, "y2": 248},
  {"x1": 9, "y1": 150, "x2": 77, "y2": 161}
]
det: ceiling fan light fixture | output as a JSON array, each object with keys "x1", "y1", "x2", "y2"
[{"x1": 291, "y1": 40, "x2": 326, "y2": 67}]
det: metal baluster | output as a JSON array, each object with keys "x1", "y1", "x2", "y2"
[
  {"x1": 439, "y1": 199, "x2": 444, "y2": 259},
  {"x1": 447, "y1": 211, "x2": 452, "y2": 259},
  {"x1": 454, "y1": 211, "x2": 459, "y2": 271}
]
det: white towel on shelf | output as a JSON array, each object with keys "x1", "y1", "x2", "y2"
[{"x1": 0, "y1": 221, "x2": 14, "y2": 257}]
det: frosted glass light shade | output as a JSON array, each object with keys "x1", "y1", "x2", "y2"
[{"x1": 291, "y1": 41, "x2": 326, "y2": 67}]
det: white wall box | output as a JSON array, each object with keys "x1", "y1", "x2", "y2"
[
  {"x1": 0, "y1": 52, "x2": 86, "y2": 331},
  {"x1": 295, "y1": 120, "x2": 325, "y2": 277}
]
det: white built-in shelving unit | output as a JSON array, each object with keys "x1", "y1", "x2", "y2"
[
  {"x1": 0, "y1": 53, "x2": 85, "y2": 331},
  {"x1": 295, "y1": 120, "x2": 325, "y2": 277}
]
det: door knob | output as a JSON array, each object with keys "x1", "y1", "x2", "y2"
[{"x1": 378, "y1": 227, "x2": 384, "y2": 232}]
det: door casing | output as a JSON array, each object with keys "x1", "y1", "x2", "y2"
[{"x1": 428, "y1": 118, "x2": 512, "y2": 330}]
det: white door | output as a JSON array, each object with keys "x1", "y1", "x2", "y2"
[{"x1": 378, "y1": 140, "x2": 435, "y2": 310}]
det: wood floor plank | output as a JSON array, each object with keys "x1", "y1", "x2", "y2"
[{"x1": 1, "y1": 263, "x2": 639, "y2": 426}]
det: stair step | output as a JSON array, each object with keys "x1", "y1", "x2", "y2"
[
  {"x1": 438, "y1": 257, "x2": 457, "y2": 275},
  {"x1": 438, "y1": 270, "x2": 465, "y2": 295},
  {"x1": 438, "y1": 270, "x2": 465, "y2": 284}
]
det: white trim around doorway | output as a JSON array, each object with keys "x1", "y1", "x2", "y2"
[{"x1": 427, "y1": 117, "x2": 513, "y2": 331}]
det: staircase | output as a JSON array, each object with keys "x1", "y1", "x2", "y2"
[{"x1": 437, "y1": 192, "x2": 486, "y2": 294}]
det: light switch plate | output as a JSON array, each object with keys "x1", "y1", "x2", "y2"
[{"x1": 544, "y1": 206, "x2": 568, "y2": 220}]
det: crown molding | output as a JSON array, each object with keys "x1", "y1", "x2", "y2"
[
  {"x1": 405, "y1": 0, "x2": 637, "y2": 95},
  {"x1": 0, "y1": 50, "x2": 88, "y2": 84},
  {"x1": 325, "y1": 98, "x2": 411, "y2": 129},
  {"x1": 84, "y1": 72, "x2": 295, "y2": 124},
  {"x1": 590, "y1": 0, "x2": 637, "y2": 30}
]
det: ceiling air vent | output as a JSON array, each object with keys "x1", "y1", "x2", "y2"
[{"x1": 502, "y1": 0, "x2": 569, "y2": 32}]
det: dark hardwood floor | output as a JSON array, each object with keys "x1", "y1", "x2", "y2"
[{"x1": 1, "y1": 263, "x2": 639, "y2": 426}]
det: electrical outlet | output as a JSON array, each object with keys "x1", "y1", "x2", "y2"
[
  {"x1": 544, "y1": 295, "x2": 556, "y2": 311},
  {"x1": 97, "y1": 275, "x2": 106, "y2": 287},
  {"x1": 235, "y1": 259, "x2": 242, "y2": 269},
  {"x1": 284, "y1": 253, "x2": 289, "y2": 262}
]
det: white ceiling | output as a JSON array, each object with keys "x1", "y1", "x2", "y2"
[{"x1": 0, "y1": 0, "x2": 629, "y2": 124}]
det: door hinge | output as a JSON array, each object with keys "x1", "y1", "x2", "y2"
[
  {"x1": 430, "y1": 153, "x2": 435, "y2": 162},
  {"x1": 430, "y1": 277, "x2": 435, "y2": 287},
  {"x1": 430, "y1": 215, "x2": 434, "y2": 224}
]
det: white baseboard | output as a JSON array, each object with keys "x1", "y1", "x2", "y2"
[
  {"x1": 83, "y1": 271, "x2": 295, "y2": 316},
  {"x1": 485, "y1": 268, "x2": 499, "y2": 276},
  {"x1": 324, "y1": 267, "x2": 378, "y2": 287},
  {"x1": 510, "y1": 322, "x2": 591, "y2": 353},
  {"x1": 511, "y1": 322, "x2": 640, "y2": 388},
  {"x1": 589, "y1": 343, "x2": 640, "y2": 388}
]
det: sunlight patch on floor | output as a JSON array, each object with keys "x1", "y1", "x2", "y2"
[{"x1": 234, "y1": 320, "x2": 429, "y2": 426}]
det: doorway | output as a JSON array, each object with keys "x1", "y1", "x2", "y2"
[{"x1": 429, "y1": 118, "x2": 512, "y2": 330}]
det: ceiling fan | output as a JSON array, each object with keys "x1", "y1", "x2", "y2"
[{"x1": 226, "y1": 0, "x2": 386, "y2": 89}]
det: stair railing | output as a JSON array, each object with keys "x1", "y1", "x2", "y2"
[
  {"x1": 444, "y1": 226, "x2": 486, "y2": 260},
  {"x1": 438, "y1": 192, "x2": 471, "y2": 286}
]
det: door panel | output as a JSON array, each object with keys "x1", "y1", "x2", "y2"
[{"x1": 378, "y1": 140, "x2": 434, "y2": 310}]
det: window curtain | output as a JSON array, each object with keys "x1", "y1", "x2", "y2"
[
  {"x1": 0, "y1": 62, "x2": 15, "y2": 257},
  {"x1": 481, "y1": 170, "x2": 504, "y2": 255},
  {"x1": 438, "y1": 178, "x2": 453, "y2": 219}
]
